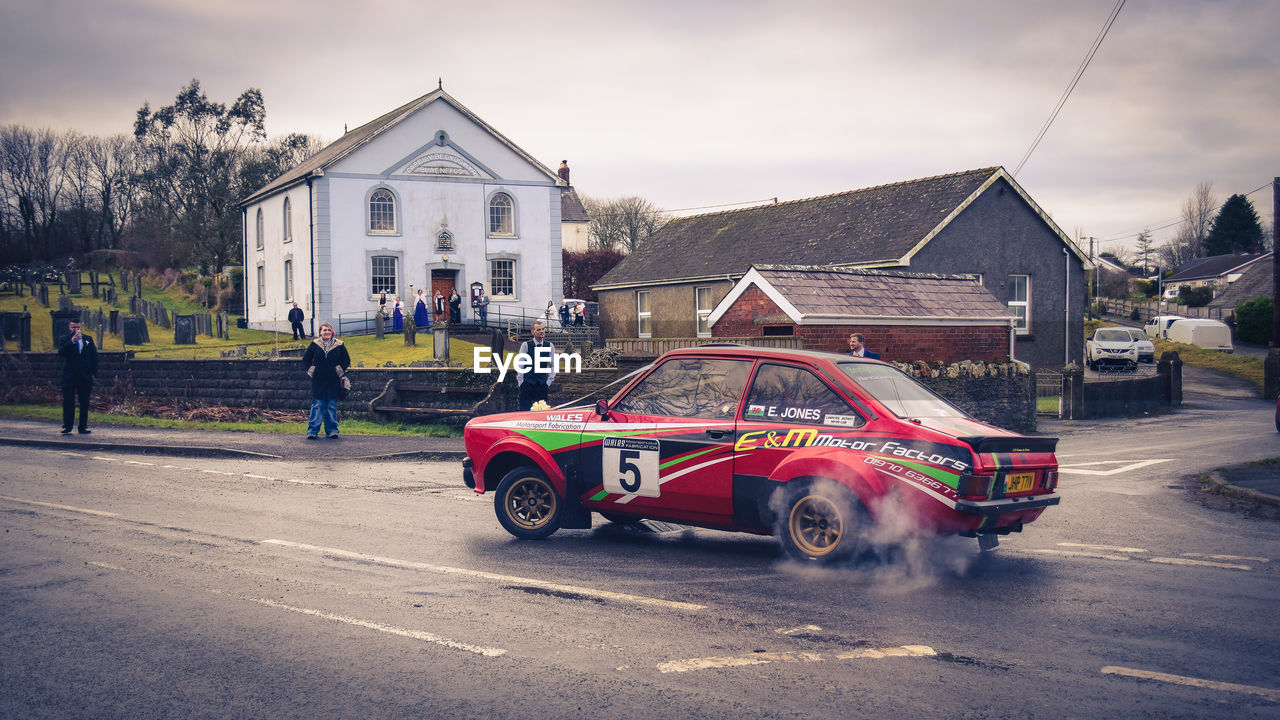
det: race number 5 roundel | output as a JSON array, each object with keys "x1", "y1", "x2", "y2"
[{"x1": 602, "y1": 437, "x2": 660, "y2": 497}]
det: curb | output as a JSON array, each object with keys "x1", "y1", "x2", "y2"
[
  {"x1": 0, "y1": 436, "x2": 283, "y2": 460},
  {"x1": 1205, "y1": 470, "x2": 1280, "y2": 509},
  {"x1": 348, "y1": 450, "x2": 468, "y2": 462}
]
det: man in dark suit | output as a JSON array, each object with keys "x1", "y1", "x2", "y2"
[
  {"x1": 288, "y1": 302, "x2": 306, "y2": 340},
  {"x1": 848, "y1": 332, "x2": 880, "y2": 360},
  {"x1": 516, "y1": 320, "x2": 556, "y2": 411},
  {"x1": 59, "y1": 319, "x2": 98, "y2": 434}
]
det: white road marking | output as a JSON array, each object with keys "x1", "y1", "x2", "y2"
[
  {"x1": 238, "y1": 596, "x2": 507, "y2": 657},
  {"x1": 1182, "y1": 553, "x2": 1270, "y2": 563},
  {"x1": 1101, "y1": 666, "x2": 1280, "y2": 701},
  {"x1": 262, "y1": 539, "x2": 706, "y2": 612},
  {"x1": 87, "y1": 561, "x2": 127, "y2": 571},
  {"x1": 1147, "y1": 556, "x2": 1253, "y2": 571},
  {"x1": 776, "y1": 624, "x2": 822, "y2": 636},
  {"x1": 244, "y1": 474, "x2": 273, "y2": 480},
  {"x1": 1011, "y1": 548, "x2": 1255, "y2": 572},
  {"x1": 658, "y1": 645, "x2": 935, "y2": 674},
  {"x1": 125, "y1": 460, "x2": 156, "y2": 466},
  {"x1": 0, "y1": 495, "x2": 118, "y2": 518},
  {"x1": 1057, "y1": 543, "x2": 1147, "y2": 553},
  {"x1": 1056, "y1": 459, "x2": 1172, "y2": 476}
]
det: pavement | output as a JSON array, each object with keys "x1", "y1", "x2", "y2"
[{"x1": 0, "y1": 417, "x2": 467, "y2": 462}]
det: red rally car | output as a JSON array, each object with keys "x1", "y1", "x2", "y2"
[{"x1": 462, "y1": 346, "x2": 1059, "y2": 563}]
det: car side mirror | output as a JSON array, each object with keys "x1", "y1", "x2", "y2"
[{"x1": 595, "y1": 399, "x2": 610, "y2": 420}]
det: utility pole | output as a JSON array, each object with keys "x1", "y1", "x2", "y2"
[
  {"x1": 1086, "y1": 236, "x2": 1097, "y2": 318},
  {"x1": 1267, "y1": 177, "x2": 1280, "y2": 399}
]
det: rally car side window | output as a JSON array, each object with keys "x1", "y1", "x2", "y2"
[
  {"x1": 612, "y1": 358, "x2": 751, "y2": 419},
  {"x1": 743, "y1": 363, "x2": 864, "y2": 427}
]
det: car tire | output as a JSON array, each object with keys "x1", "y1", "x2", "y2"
[
  {"x1": 776, "y1": 481, "x2": 867, "y2": 563},
  {"x1": 494, "y1": 466, "x2": 562, "y2": 540}
]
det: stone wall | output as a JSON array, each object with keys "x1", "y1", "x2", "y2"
[{"x1": 0, "y1": 353, "x2": 1037, "y2": 432}]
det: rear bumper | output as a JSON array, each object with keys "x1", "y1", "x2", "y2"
[{"x1": 955, "y1": 493, "x2": 1060, "y2": 516}]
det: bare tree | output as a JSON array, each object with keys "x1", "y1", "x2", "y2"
[
  {"x1": 1133, "y1": 228, "x2": 1153, "y2": 275},
  {"x1": 1159, "y1": 180, "x2": 1217, "y2": 269},
  {"x1": 0, "y1": 125, "x2": 73, "y2": 259},
  {"x1": 582, "y1": 195, "x2": 668, "y2": 253}
]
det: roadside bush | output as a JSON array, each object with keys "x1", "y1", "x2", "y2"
[
  {"x1": 1235, "y1": 296, "x2": 1273, "y2": 345},
  {"x1": 1133, "y1": 279, "x2": 1156, "y2": 298},
  {"x1": 1129, "y1": 307, "x2": 1141, "y2": 321},
  {"x1": 1180, "y1": 286, "x2": 1213, "y2": 307}
]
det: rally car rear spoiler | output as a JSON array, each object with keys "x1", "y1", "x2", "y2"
[{"x1": 957, "y1": 436, "x2": 1059, "y2": 454}]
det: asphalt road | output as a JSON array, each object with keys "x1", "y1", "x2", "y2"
[{"x1": 1, "y1": 375, "x2": 1278, "y2": 718}]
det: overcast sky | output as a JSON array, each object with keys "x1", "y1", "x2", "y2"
[{"x1": 2, "y1": 0, "x2": 1276, "y2": 259}]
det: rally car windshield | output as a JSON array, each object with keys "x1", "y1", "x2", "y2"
[{"x1": 837, "y1": 363, "x2": 964, "y2": 419}]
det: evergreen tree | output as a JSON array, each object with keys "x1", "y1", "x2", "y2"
[{"x1": 1204, "y1": 193, "x2": 1263, "y2": 256}]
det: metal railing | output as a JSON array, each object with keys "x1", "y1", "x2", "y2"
[{"x1": 336, "y1": 303, "x2": 595, "y2": 338}]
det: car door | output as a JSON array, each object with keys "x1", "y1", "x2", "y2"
[{"x1": 581, "y1": 356, "x2": 752, "y2": 526}]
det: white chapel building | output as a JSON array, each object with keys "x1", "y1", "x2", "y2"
[{"x1": 241, "y1": 87, "x2": 578, "y2": 335}]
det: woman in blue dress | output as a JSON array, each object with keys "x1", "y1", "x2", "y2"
[
  {"x1": 413, "y1": 290, "x2": 429, "y2": 327},
  {"x1": 391, "y1": 298, "x2": 404, "y2": 331}
]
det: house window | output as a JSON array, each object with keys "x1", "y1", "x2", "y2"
[
  {"x1": 371, "y1": 256, "x2": 397, "y2": 296},
  {"x1": 488, "y1": 192, "x2": 514, "y2": 236},
  {"x1": 637, "y1": 291, "x2": 652, "y2": 338},
  {"x1": 369, "y1": 189, "x2": 396, "y2": 233},
  {"x1": 283, "y1": 259, "x2": 294, "y2": 302},
  {"x1": 255, "y1": 209, "x2": 264, "y2": 250},
  {"x1": 695, "y1": 286, "x2": 714, "y2": 337},
  {"x1": 436, "y1": 230, "x2": 454, "y2": 253},
  {"x1": 1008, "y1": 274, "x2": 1030, "y2": 334},
  {"x1": 283, "y1": 197, "x2": 292, "y2": 243},
  {"x1": 255, "y1": 264, "x2": 265, "y2": 306},
  {"x1": 490, "y1": 258, "x2": 515, "y2": 298}
]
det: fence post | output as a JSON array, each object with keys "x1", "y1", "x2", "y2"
[
  {"x1": 1061, "y1": 366, "x2": 1084, "y2": 420},
  {"x1": 1157, "y1": 351, "x2": 1182, "y2": 407}
]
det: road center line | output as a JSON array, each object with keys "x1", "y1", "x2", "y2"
[
  {"x1": 658, "y1": 645, "x2": 935, "y2": 674},
  {"x1": 1182, "y1": 552, "x2": 1270, "y2": 563},
  {"x1": 1146, "y1": 556, "x2": 1252, "y2": 571},
  {"x1": 1101, "y1": 665, "x2": 1280, "y2": 701},
  {"x1": 1057, "y1": 543, "x2": 1147, "y2": 553},
  {"x1": 0, "y1": 494, "x2": 119, "y2": 518},
  {"x1": 262, "y1": 538, "x2": 706, "y2": 612},
  {"x1": 237, "y1": 595, "x2": 507, "y2": 657},
  {"x1": 1056, "y1": 459, "x2": 1172, "y2": 476}
]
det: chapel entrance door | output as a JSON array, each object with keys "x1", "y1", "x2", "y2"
[{"x1": 432, "y1": 269, "x2": 457, "y2": 320}]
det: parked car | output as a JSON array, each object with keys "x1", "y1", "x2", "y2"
[
  {"x1": 1086, "y1": 327, "x2": 1139, "y2": 371},
  {"x1": 462, "y1": 346, "x2": 1060, "y2": 562},
  {"x1": 1164, "y1": 318, "x2": 1233, "y2": 353},
  {"x1": 1122, "y1": 328, "x2": 1156, "y2": 363},
  {"x1": 1143, "y1": 315, "x2": 1183, "y2": 340}
]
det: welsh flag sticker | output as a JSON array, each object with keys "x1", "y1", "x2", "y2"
[{"x1": 747, "y1": 404, "x2": 766, "y2": 416}]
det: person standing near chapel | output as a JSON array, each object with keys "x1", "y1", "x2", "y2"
[
  {"x1": 448, "y1": 288, "x2": 462, "y2": 324},
  {"x1": 517, "y1": 320, "x2": 556, "y2": 411},
  {"x1": 848, "y1": 332, "x2": 880, "y2": 359},
  {"x1": 59, "y1": 319, "x2": 97, "y2": 435},
  {"x1": 475, "y1": 288, "x2": 489, "y2": 326},
  {"x1": 288, "y1": 302, "x2": 306, "y2": 340},
  {"x1": 302, "y1": 322, "x2": 351, "y2": 439}
]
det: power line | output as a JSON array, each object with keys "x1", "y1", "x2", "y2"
[
  {"x1": 661, "y1": 197, "x2": 778, "y2": 214},
  {"x1": 1099, "y1": 182, "x2": 1272, "y2": 243},
  {"x1": 1013, "y1": 0, "x2": 1126, "y2": 177}
]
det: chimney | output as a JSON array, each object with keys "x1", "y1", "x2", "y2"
[{"x1": 558, "y1": 160, "x2": 570, "y2": 185}]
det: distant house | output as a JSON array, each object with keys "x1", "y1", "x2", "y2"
[
  {"x1": 593, "y1": 167, "x2": 1089, "y2": 368},
  {"x1": 557, "y1": 161, "x2": 591, "y2": 252},
  {"x1": 1164, "y1": 252, "x2": 1271, "y2": 297},
  {"x1": 240, "y1": 87, "x2": 576, "y2": 334},
  {"x1": 1207, "y1": 255, "x2": 1274, "y2": 317},
  {"x1": 708, "y1": 265, "x2": 1017, "y2": 363}
]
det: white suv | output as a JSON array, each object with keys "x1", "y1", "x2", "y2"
[{"x1": 1086, "y1": 327, "x2": 1138, "y2": 371}]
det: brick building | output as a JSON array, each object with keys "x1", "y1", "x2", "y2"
[{"x1": 708, "y1": 265, "x2": 1015, "y2": 363}]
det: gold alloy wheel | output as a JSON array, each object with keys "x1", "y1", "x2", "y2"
[
  {"x1": 505, "y1": 476, "x2": 558, "y2": 530},
  {"x1": 788, "y1": 495, "x2": 845, "y2": 557}
]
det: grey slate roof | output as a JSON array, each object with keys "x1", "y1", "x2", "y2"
[
  {"x1": 1208, "y1": 259, "x2": 1273, "y2": 311},
  {"x1": 241, "y1": 88, "x2": 563, "y2": 206},
  {"x1": 561, "y1": 187, "x2": 589, "y2": 223},
  {"x1": 749, "y1": 265, "x2": 1011, "y2": 321},
  {"x1": 595, "y1": 167, "x2": 1004, "y2": 288},
  {"x1": 1167, "y1": 253, "x2": 1269, "y2": 283}
]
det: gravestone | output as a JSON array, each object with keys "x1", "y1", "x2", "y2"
[
  {"x1": 433, "y1": 325, "x2": 449, "y2": 361},
  {"x1": 123, "y1": 316, "x2": 148, "y2": 345},
  {"x1": 109, "y1": 309, "x2": 120, "y2": 335},
  {"x1": 134, "y1": 274, "x2": 142, "y2": 298},
  {"x1": 173, "y1": 314, "x2": 196, "y2": 344},
  {"x1": 375, "y1": 312, "x2": 385, "y2": 339},
  {"x1": 50, "y1": 310, "x2": 80, "y2": 349},
  {"x1": 67, "y1": 273, "x2": 81, "y2": 295}
]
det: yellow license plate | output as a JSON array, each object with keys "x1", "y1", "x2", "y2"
[{"x1": 1004, "y1": 472, "x2": 1035, "y2": 493}]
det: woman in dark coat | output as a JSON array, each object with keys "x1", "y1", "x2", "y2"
[
  {"x1": 302, "y1": 322, "x2": 351, "y2": 439},
  {"x1": 448, "y1": 289, "x2": 462, "y2": 324},
  {"x1": 433, "y1": 290, "x2": 447, "y2": 323}
]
